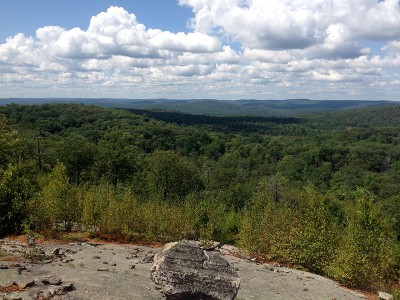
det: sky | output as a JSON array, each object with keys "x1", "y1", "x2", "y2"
[{"x1": 0, "y1": 0, "x2": 400, "y2": 100}]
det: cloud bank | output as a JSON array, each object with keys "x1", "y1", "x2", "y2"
[{"x1": 1, "y1": 2, "x2": 400, "y2": 99}]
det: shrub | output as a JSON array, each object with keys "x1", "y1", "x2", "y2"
[
  {"x1": 239, "y1": 185, "x2": 340, "y2": 274},
  {"x1": 0, "y1": 165, "x2": 32, "y2": 237},
  {"x1": 29, "y1": 163, "x2": 80, "y2": 236},
  {"x1": 327, "y1": 188, "x2": 398, "y2": 290}
]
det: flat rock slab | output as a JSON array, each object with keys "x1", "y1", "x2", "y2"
[
  {"x1": 0, "y1": 239, "x2": 367, "y2": 300},
  {"x1": 13, "y1": 276, "x2": 35, "y2": 289}
]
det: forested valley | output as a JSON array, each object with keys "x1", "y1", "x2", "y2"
[{"x1": 1, "y1": 103, "x2": 400, "y2": 292}]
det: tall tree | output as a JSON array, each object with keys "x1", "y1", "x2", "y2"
[
  {"x1": 0, "y1": 165, "x2": 32, "y2": 237},
  {"x1": 146, "y1": 150, "x2": 204, "y2": 202},
  {"x1": 57, "y1": 134, "x2": 94, "y2": 184}
]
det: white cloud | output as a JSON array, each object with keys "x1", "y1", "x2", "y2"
[
  {"x1": 180, "y1": 0, "x2": 400, "y2": 58},
  {"x1": 33, "y1": 6, "x2": 221, "y2": 60},
  {"x1": 382, "y1": 39, "x2": 400, "y2": 58},
  {"x1": 149, "y1": 31, "x2": 220, "y2": 52},
  {"x1": 313, "y1": 70, "x2": 344, "y2": 82},
  {"x1": 0, "y1": 4, "x2": 399, "y2": 100}
]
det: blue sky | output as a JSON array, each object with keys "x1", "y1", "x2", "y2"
[
  {"x1": 0, "y1": 1, "x2": 192, "y2": 42},
  {"x1": 0, "y1": 0, "x2": 399, "y2": 100}
]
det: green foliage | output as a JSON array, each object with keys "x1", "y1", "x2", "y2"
[
  {"x1": 145, "y1": 150, "x2": 204, "y2": 202},
  {"x1": 81, "y1": 183, "x2": 196, "y2": 242},
  {"x1": 1, "y1": 103, "x2": 400, "y2": 291},
  {"x1": 0, "y1": 165, "x2": 32, "y2": 237},
  {"x1": 80, "y1": 182, "x2": 114, "y2": 233},
  {"x1": 327, "y1": 188, "x2": 397, "y2": 289},
  {"x1": 30, "y1": 163, "x2": 80, "y2": 235},
  {"x1": 239, "y1": 185, "x2": 340, "y2": 273},
  {"x1": 0, "y1": 117, "x2": 20, "y2": 168},
  {"x1": 56, "y1": 134, "x2": 94, "y2": 184},
  {"x1": 290, "y1": 188, "x2": 340, "y2": 273},
  {"x1": 381, "y1": 194, "x2": 400, "y2": 239},
  {"x1": 191, "y1": 194, "x2": 241, "y2": 244},
  {"x1": 92, "y1": 131, "x2": 138, "y2": 184}
]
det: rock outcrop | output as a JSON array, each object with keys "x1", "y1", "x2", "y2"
[
  {"x1": 378, "y1": 291, "x2": 394, "y2": 300},
  {"x1": 151, "y1": 241, "x2": 240, "y2": 300}
]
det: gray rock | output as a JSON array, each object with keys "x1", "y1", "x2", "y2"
[
  {"x1": 40, "y1": 259, "x2": 53, "y2": 265},
  {"x1": 201, "y1": 241, "x2": 222, "y2": 251},
  {"x1": 16, "y1": 266, "x2": 26, "y2": 275},
  {"x1": 35, "y1": 283, "x2": 75, "y2": 299},
  {"x1": 52, "y1": 247, "x2": 62, "y2": 256},
  {"x1": 140, "y1": 253, "x2": 155, "y2": 264},
  {"x1": 61, "y1": 283, "x2": 75, "y2": 293},
  {"x1": 28, "y1": 236, "x2": 36, "y2": 247},
  {"x1": 151, "y1": 241, "x2": 240, "y2": 300},
  {"x1": 13, "y1": 275, "x2": 36, "y2": 289},
  {"x1": 378, "y1": 291, "x2": 394, "y2": 300},
  {"x1": 97, "y1": 268, "x2": 109, "y2": 272},
  {"x1": 2, "y1": 293, "x2": 23, "y2": 300},
  {"x1": 41, "y1": 275, "x2": 63, "y2": 285}
]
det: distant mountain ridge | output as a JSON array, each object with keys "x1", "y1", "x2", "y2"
[{"x1": 0, "y1": 98, "x2": 398, "y2": 116}]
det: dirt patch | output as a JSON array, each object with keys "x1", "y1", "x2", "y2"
[{"x1": 0, "y1": 283, "x2": 24, "y2": 293}]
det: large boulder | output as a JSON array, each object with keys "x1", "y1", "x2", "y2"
[{"x1": 151, "y1": 241, "x2": 240, "y2": 300}]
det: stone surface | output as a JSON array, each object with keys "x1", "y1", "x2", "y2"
[
  {"x1": 24, "y1": 246, "x2": 46, "y2": 261},
  {"x1": 0, "y1": 238, "x2": 368, "y2": 300},
  {"x1": 41, "y1": 275, "x2": 62, "y2": 285},
  {"x1": 378, "y1": 291, "x2": 394, "y2": 300},
  {"x1": 151, "y1": 241, "x2": 241, "y2": 300},
  {"x1": 34, "y1": 283, "x2": 75, "y2": 299},
  {"x1": 52, "y1": 248, "x2": 62, "y2": 256},
  {"x1": 2, "y1": 293, "x2": 23, "y2": 300},
  {"x1": 13, "y1": 275, "x2": 35, "y2": 289},
  {"x1": 139, "y1": 253, "x2": 155, "y2": 264}
]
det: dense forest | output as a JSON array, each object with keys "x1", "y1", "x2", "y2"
[
  {"x1": 1, "y1": 98, "x2": 397, "y2": 116},
  {"x1": 1, "y1": 103, "x2": 400, "y2": 292}
]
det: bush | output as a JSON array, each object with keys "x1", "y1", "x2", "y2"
[
  {"x1": 29, "y1": 163, "x2": 80, "y2": 236},
  {"x1": 0, "y1": 165, "x2": 32, "y2": 237},
  {"x1": 327, "y1": 188, "x2": 398, "y2": 290},
  {"x1": 239, "y1": 185, "x2": 340, "y2": 273},
  {"x1": 81, "y1": 183, "x2": 197, "y2": 242}
]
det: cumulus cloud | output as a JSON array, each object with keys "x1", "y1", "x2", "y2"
[
  {"x1": 0, "y1": 3, "x2": 399, "y2": 100},
  {"x1": 382, "y1": 40, "x2": 400, "y2": 57},
  {"x1": 179, "y1": 0, "x2": 400, "y2": 57},
  {"x1": 33, "y1": 6, "x2": 222, "y2": 60}
]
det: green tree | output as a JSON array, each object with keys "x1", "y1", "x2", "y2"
[
  {"x1": 0, "y1": 117, "x2": 20, "y2": 168},
  {"x1": 0, "y1": 165, "x2": 32, "y2": 237},
  {"x1": 146, "y1": 150, "x2": 203, "y2": 202},
  {"x1": 93, "y1": 131, "x2": 138, "y2": 185},
  {"x1": 31, "y1": 163, "x2": 80, "y2": 234},
  {"x1": 57, "y1": 134, "x2": 94, "y2": 184}
]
